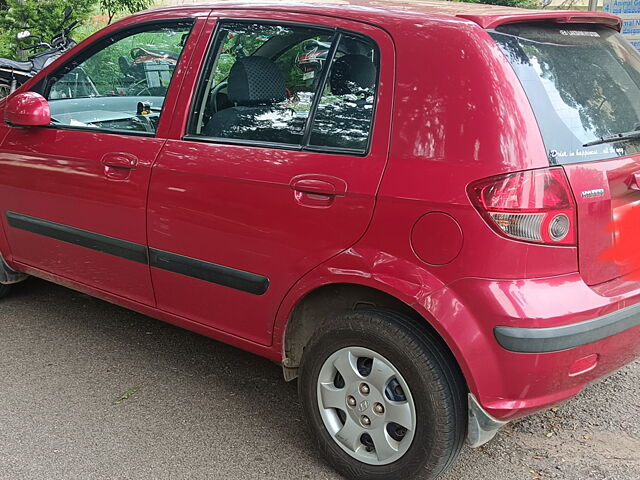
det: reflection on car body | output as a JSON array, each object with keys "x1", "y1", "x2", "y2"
[{"x1": 1, "y1": 3, "x2": 640, "y2": 480}]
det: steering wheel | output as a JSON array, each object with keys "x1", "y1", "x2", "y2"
[{"x1": 210, "y1": 81, "x2": 228, "y2": 113}]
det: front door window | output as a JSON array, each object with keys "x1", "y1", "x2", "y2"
[{"x1": 44, "y1": 21, "x2": 193, "y2": 135}]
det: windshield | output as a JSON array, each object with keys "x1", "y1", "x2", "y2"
[{"x1": 490, "y1": 23, "x2": 640, "y2": 164}]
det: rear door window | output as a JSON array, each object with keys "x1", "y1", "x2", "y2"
[
  {"x1": 490, "y1": 23, "x2": 640, "y2": 164},
  {"x1": 188, "y1": 20, "x2": 379, "y2": 154},
  {"x1": 308, "y1": 34, "x2": 378, "y2": 152},
  {"x1": 190, "y1": 22, "x2": 334, "y2": 145}
]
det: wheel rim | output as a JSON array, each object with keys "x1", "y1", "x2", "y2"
[
  {"x1": 0, "y1": 84, "x2": 10, "y2": 100},
  {"x1": 316, "y1": 346, "x2": 417, "y2": 465}
]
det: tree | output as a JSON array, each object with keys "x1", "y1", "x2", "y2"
[
  {"x1": 0, "y1": 0, "x2": 94, "y2": 58},
  {"x1": 100, "y1": 0, "x2": 152, "y2": 25}
]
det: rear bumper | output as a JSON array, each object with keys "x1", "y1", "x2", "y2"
[
  {"x1": 494, "y1": 301, "x2": 640, "y2": 353},
  {"x1": 467, "y1": 393, "x2": 507, "y2": 448},
  {"x1": 431, "y1": 273, "x2": 640, "y2": 421}
]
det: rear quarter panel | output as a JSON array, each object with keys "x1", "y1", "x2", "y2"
[{"x1": 376, "y1": 17, "x2": 578, "y2": 283}]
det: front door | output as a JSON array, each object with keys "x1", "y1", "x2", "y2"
[
  {"x1": 148, "y1": 13, "x2": 394, "y2": 344},
  {"x1": 0, "y1": 16, "x2": 199, "y2": 305}
]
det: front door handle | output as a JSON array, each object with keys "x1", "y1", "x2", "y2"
[
  {"x1": 101, "y1": 152, "x2": 138, "y2": 169},
  {"x1": 101, "y1": 152, "x2": 138, "y2": 180}
]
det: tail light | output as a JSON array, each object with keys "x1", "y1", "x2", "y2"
[{"x1": 468, "y1": 167, "x2": 576, "y2": 246}]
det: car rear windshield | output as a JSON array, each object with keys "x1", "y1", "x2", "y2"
[{"x1": 490, "y1": 23, "x2": 640, "y2": 165}]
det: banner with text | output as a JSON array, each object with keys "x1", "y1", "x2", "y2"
[{"x1": 603, "y1": 0, "x2": 640, "y2": 49}]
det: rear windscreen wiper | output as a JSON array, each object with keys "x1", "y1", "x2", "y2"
[{"x1": 583, "y1": 130, "x2": 640, "y2": 147}]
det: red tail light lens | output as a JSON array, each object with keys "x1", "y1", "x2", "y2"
[{"x1": 469, "y1": 167, "x2": 576, "y2": 246}]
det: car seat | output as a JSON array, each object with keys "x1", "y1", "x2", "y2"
[{"x1": 204, "y1": 56, "x2": 295, "y2": 143}]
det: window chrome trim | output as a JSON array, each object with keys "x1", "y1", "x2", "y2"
[
  {"x1": 40, "y1": 124, "x2": 156, "y2": 137},
  {"x1": 182, "y1": 134, "x2": 302, "y2": 151},
  {"x1": 182, "y1": 134, "x2": 368, "y2": 157}
]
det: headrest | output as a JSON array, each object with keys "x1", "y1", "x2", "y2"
[
  {"x1": 330, "y1": 54, "x2": 376, "y2": 96},
  {"x1": 228, "y1": 56, "x2": 286, "y2": 106}
]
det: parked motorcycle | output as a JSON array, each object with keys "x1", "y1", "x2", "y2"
[{"x1": 0, "y1": 7, "x2": 78, "y2": 100}]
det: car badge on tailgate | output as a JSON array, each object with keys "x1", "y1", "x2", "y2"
[{"x1": 581, "y1": 188, "x2": 605, "y2": 198}]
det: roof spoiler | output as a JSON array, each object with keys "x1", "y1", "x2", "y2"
[{"x1": 459, "y1": 11, "x2": 622, "y2": 31}]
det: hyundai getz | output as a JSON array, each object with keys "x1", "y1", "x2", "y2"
[{"x1": 0, "y1": 1, "x2": 639, "y2": 479}]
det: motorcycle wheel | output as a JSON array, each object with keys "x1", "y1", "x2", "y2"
[{"x1": 0, "y1": 80, "x2": 10, "y2": 100}]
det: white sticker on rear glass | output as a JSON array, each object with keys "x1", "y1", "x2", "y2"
[
  {"x1": 559, "y1": 30, "x2": 600, "y2": 37},
  {"x1": 302, "y1": 71, "x2": 315, "y2": 80}
]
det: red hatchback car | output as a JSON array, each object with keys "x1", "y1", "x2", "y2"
[{"x1": 1, "y1": 1, "x2": 639, "y2": 478}]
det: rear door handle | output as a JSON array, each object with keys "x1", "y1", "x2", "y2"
[{"x1": 290, "y1": 174, "x2": 347, "y2": 196}]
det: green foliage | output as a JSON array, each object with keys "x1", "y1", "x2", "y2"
[
  {"x1": 0, "y1": 0, "x2": 94, "y2": 59},
  {"x1": 113, "y1": 386, "x2": 139, "y2": 405},
  {"x1": 100, "y1": 0, "x2": 152, "y2": 25},
  {"x1": 0, "y1": 0, "x2": 153, "y2": 61},
  {"x1": 274, "y1": 40, "x2": 312, "y2": 94},
  {"x1": 72, "y1": 19, "x2": 107, "y2": 45},
  {"x1": 51, "y1": 23, "x2": 191, "y2": 98},
  {"x1": 211, "y1": 27, "x2": 273, "y2": 84},
  {"x1": 90, "y1": 26, "x2": 188, "y2": 95}
]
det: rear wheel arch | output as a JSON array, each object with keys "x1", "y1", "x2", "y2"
[{"x1": 281, "y1": 282, "x2": 470, "y2": 393}]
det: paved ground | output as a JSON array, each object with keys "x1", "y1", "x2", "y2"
[{"x1": 0, "y1": 278, "x2": 638, "y2": 480}]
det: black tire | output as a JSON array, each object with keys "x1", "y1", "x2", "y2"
[
  {"x1": 298, "y1": 309, "x2": 466, "y2": 480},
  {"x1": 0, "y1": 283, "x2": 11, "y2": 299},
  {"x1": 0, "y1": 80, "x2": 11, "y2": 100}
]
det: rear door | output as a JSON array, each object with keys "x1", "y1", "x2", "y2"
[
  {"x1": 147, "y1": 12, "x2": 394, "y2": 345},
  {"x1": 491, "y1": 22, "x2": 640, "y2": 285}
]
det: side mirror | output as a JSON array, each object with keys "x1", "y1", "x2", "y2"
[
  {"x1": 16, "y1": 30, "x2": 31, "y2": 40},
  {"x1": 4, "y1": 92, "x2": 51, "y2": 127}
]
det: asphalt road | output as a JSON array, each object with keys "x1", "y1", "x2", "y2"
[{"x1": 0, "y1": 278, "x2": 638, "y2": 480}]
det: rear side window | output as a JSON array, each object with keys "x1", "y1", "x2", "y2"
[
  {"x1": 491, "y1": 23, "x2": 640, "y2": 164},
  {"x1": 309, "y1": 34, "x2": 378, "y2": 152},
  {"x1": 188, "y1": 21, "x2": 379, "y2": 155}
]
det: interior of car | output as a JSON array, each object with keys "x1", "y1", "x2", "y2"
[{"x1": 194, "y1": 25, "x2": 378, "y2": 152}]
